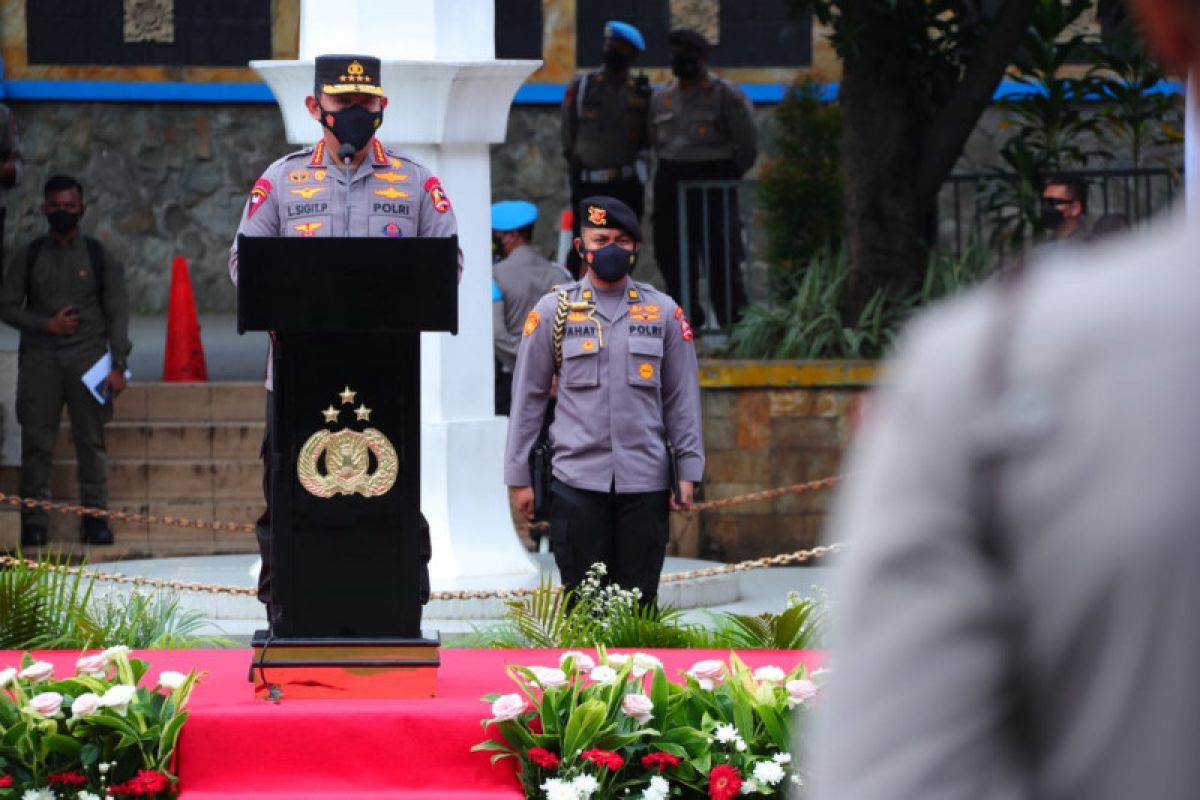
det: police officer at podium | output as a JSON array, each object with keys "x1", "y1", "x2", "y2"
[
  {"x1": 503, "y1": 196, "x2": 704, "y2": 605},
  {"x1": 229, "y1": 54, "x2": 459, "y2": 623}
]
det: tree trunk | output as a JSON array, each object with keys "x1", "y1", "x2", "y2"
[{"x1": 839, "y1": 63, "x2": 928, "y2": 322}]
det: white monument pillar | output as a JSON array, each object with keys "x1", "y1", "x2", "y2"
[{"x1": 252, "y1": 0, "x2": 541, "y2": 580}]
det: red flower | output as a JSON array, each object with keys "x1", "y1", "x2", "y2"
[
  {"x1": 708, "y1": 764, "x2": 743, "y2": 800},
  {"x1": 50, "y1": 771, "x2": 90, "y2": 786},
  {"x1": 642, "y1": 752, "x2": 681, "y2": 772},
  {"x1": 0, "y1": 775, "x2": 12, "y2": 787},
  {"x1": 109, "y1": 770, "x2": 172, "y2": 796},
  {"x1": 581, "y1": 748, "x2": 625, "y2": 771},
  {"x1": 528, "y1": 747, "x2": 561, "y2": 770}
]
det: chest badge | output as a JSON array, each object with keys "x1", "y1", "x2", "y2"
[
  {"x1": 375, "y1": 187, "x2": 410, "y2": 199},
  {"x1": 288, "y1": 169, "x2": 311, "y2": 183},
  {"x1": 375, "y1": 171, "x2": 409, "y2": 184},
  {"x1": 293, "y1": 221, "x2": 323, "y2": 237},
  {"x1": 290, "y1": 186, "x2": 325, "y2": 199},
  {"x1": 638, "y1": 362, "x2": 654, "y2": 380}
]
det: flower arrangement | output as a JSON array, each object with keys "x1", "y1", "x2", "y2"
[
  {"x1": 0, "y1": 648, "x2": 201, "y2": 799},
  {"x1": 473, "y1": 648, "x2": 823, "y2": 799}
]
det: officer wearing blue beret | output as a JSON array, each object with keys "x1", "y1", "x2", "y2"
[
  {"x1": 492, "y1": 199, "x2": 570, "y2": 415},
  {"x1": 561, "y1": 21, "x2": 650, "y2": 277},
  {"x1": 504, "y1": 196, "x2": 704, "y2": 605}
]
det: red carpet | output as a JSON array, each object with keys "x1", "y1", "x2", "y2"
[{"x1": 1, "y1": 648, "x2": 822, "y2": 800}]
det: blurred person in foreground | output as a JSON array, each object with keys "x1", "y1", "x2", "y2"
[{"x1": 809, "y1": 1, "x2": 1200, "y2": 796}]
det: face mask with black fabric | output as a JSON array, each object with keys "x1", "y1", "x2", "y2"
[
  {"x1": 671, "y1": 54, "x2": 703, "y2": 80},
  {"x1": 319, "y1": 103, "x2": 383, "y2": 153},
  {"x1": 46, "y1": 210, "x2": 81, "y2": 236},
  {"x1": 1039, "y1": 200, "x2": 1066, "y2": 232},
  {"x1": 584, "y1": 243, "x2": 638, "y2": 282},
  {"x1": 602, "y1": 48, "x2": 632, "y2": 72}
]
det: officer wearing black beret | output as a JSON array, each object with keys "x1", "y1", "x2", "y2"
[
  {"x1": 651, "y1": 28, "x2": 758, "y2": 328},
  {"x1": 504, "y1": 195, "x2": 705, "y2": 605},
  {"x1": 229, "y1": 53, "x2": 459, "y2": 623}
]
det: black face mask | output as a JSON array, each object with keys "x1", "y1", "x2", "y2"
[
  {"x1": 602, "y1": 49, "x2": 632, "y2": 72},
  {"x1": 492, "y1": 235, "x2": 505, "y2": 263},
  {"x1": 47, "y1": 210, "x2": 81, "y2": 236},
  {"x1": 320, "y1": 103, "x2": 383, "y2": 154},
  {"x1": 584, "y1": 243, "x2": 638, "y2": 282},
  {"x1": 671, "y1": 54, "x2": 703, "y2": 80},
  {"x1": 1039, "y1": 201, "x2": 1066, "y2": 231}
]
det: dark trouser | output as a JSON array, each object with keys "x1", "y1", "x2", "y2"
[
  {"x1": 495, "y1": 361, "x2": 513, "y2": 416},
  {"x1": 257, "y1": 391, "x2": 432, "y2": 612},
  {"x1": 17, "y1": 347, "x2": 112, "y2": 531},
  {"x1": 567, "y1": 173, "x2": 645, "y2": 278},
  {"x1": 652, "y1": 159, "x2": 747, "y2": 328},
  {"x1": 548, "y1": 479, "x2": 670, "y2": 605}
]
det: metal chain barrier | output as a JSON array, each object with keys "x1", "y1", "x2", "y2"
[{"x1": 0, "y1": 474, "x2": 846, "y2": 601}]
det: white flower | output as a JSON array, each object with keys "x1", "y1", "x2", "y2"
[
  {"x1": 490, "y1": 693, "x2": 527, "y2": 721},
  {"x1": 735, "y1": 738, "x2": 748, "y2": 752},
  {"x1": 530, "y1": 666, "x2": 568, "y2": 690},
  {"x1": 590, "y1": 562, "x2": 608, "y2": 576},
  {"x1": 753, "y1": 759, "x2": 786, "y2": 786},
  {"x1": 541, "y1": 778, "x2": 576, "y2": 800},
  {"x1": 621, "y1": 693, "x2": 654, "y2": 724},
  {"x1": 589, "y1": 665, "x2": 618, "y2": 686},
  {"x1": 19, "y1": 661, "x2": 54, "y2": 682},
  {"x1": 606, "y1": 652, "x2": 629, "y2": 668},
  {"x1": 714, "y1": 723, "x2": 740, "y2": 743},
  {"x1": 22, "y1": 789, "x2": 54, "y2": 800},
  {"x1": 75, "y1": 654, "x2": 108, "y2": 676},
  {"x1": 739, "y1": 778, "x2": 759, "y2": 795},
  {"x1": 631, "y1": 652, "x2": 663, "y2": 678},
  {"x1": 811, "y1": 667, "x2": 831, "y2": 681},
  {"x1": 773, "y1": 752, "x2": 792, "y2": 765},
  {"x1": 687, "y1": 659, "x2": 725, "y2": 685},
  {"x1": 99, "y1": 684, "x2": 137, "y2": 716},
  {"x1": 71, "y1": 692, "x2": 101, "y2": 718},
  {"x1": 786, "y1": 678, "x2": 820, "y2": 709},
  {"x1": 559, "y1": 651, "x2": 596, "y2": 673},
  {"x1": 572, "y1": 774, "x2": 599, "y2": 798},
  {"x1": 77, "y1": 793, "x2": 102, "y2": 800},
  {"x1": 101, "y1": 645, "x2": 131, "y2": 662},
  {"x1": 98, "y1": 762, "x2": 110, "y2": 774},
  {"x1": 643, "y1": 775, "x2": 670, "y2": 800},
  {"x1": 28, "y1": 692, "x2": 63, "y2": 717},
  {"x1": 695, "y1": 678, "x2": 715, "y2": 691},
  {"x1": 0, "y1": 667, "x2": 16, "y2": 688},
  {"x1": 754, "y1": 665, "x2": 786, "y2": 684},
  {"x1": 158, "y1": 670, "x2": 187, "y2": 690}
]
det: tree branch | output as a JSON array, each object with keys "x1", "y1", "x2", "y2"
[{"x1": 915, "y1": 0, "x2": 1037, "y2": 202}]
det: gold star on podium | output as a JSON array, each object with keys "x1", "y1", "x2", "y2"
[
  {"x1": 338, "y1": 386, "x2": 357, "y2": 405},
  {"x1": 354, "y1": 404, "x2": 372, "y2": 421},
  {"x1": 322, "y1": 405, "x2": 340, "y2": 423}
]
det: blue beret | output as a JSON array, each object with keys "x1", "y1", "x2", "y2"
[
  {"x1": 491, "y1": 200, "x2": 538, "y2": 232},
  {"x1": 604, "y1": 20, "x2": 645, "y2": 52},
  {"x1": 580, "y1": 195, "x2": 642, "y2": 242}
]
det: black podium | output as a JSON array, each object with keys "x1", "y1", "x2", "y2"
[{"x1": 237, "y1": 234, "x2": 457, "y2": 698}]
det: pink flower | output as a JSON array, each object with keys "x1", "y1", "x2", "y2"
[
  {"x1": 558, "y1": 651, "x2": 596, "y2": 673},
  {"x1": 19, "y1": 661, "x2": 54, "y2": 682},
  {"x1": 621, "y1": 693, "x2": 654, "y2": 724},
  {"x1": 71, "y1": 692, "x2": 101, "y2": 718},
  {"x1": 29, "y1": 691, "x2": 64, "y2": 716},
  {"x1": 786, "y1": 678, "x2": 819, "y2": 708},
  {"x1": 688, "y1": 660, "x2": 725, "y2": 686},
  {"x1": 530, "y1": 667, "x2": 568, "y2": 689},
  {"x1": 490, "y1": 693, "x2": 527, "y2": 721},
  {"x1": 76, "y1": 654, "x2": 108, "y2": 676},
  {"x1": 754, "y1": 665, "x2": 786, "y2": 684}
]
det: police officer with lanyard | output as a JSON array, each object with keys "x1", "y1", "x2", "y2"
[
  {"x1": 504, "y1": 196, "x2": 704, "y2": 604},
  {"x1": 561, "y1": 21, "x2": 650, "y2": 277},
  {"x1": 229, "y1": 54, "x2": 459, "y2": 622}
]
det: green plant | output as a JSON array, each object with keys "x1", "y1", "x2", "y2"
[
  {"x1": 756, "y1": 76, "x2": 842, "y2": 297},
  {"x1": 708, "y1": 591, "x2": 828, "y2": 651},
  {"x1": 0, "y1": 647, "x2": 200, "y2": 798},
  {"x1": 76, "y1": 591, "x2": 231, "y2": 650}
]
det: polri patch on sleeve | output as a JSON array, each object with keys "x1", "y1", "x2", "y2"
[
  {"x1": 676, "y1": 307, "x2": 694, "y2": 341},
  {"x1": 424, "y1": 177, "x2": 452, "y2": 213},
  {"x1": 247, "y1": 178, "x2": 272, "y2": 219},
  {"x1": 523, "y1": 310, "x2": 541, "y2": 336}
]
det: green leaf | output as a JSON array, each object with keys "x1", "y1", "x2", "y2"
[
  {"x1": 562, "y1": 698, "x2": 606, "y2": 762},
  {"x1": 43, "y1": 734, "x2": 82, "y2": 757}
]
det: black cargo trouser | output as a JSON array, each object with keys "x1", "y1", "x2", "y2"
[{"x1": 548, "y1": 478, "x2": 669, "y2": 606}]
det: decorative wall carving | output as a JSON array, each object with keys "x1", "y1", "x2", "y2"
[{"x1": 124, "y1": 0, "x2": 175, "y2": 44}]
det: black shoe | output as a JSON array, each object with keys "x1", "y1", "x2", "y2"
[
  {"x1": 81, "y1": 517, "x2": 115, "y2": 546},
  {"x1": 20, "y1": 524, "x2": 48, "y2": 548}
]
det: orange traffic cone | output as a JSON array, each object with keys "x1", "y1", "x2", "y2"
[{"x1": 162, "y1": 255, "x2": 209, "y2": 382}]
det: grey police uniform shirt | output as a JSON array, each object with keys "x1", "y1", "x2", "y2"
[
  {"x1": 228, "y1": 138, "x2": 458, "y2": 388},
  {"x1": 811, "y1": 215, "x2": 1200, "y2": 800},
  {"x1": 649, "y1": 72, "x2": 758, "y2": 174},
  {"x1": 561, "y1": 69, "x2": 650, "y2": 171},
  {"x1": 493, "y1": 244, "x2": 570, "y2": 371},
  {"x1": 503, "y1": 276, "x2": 704, "y2": 493}
]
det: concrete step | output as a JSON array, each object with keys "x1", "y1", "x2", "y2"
[
  {"x1": 53, "y1": 421, "x2": 264, "y2": 461},
  {"x1": 88, "y1": 382, "x2": 265, "y2": 424},
  {"x1": 50, "y1": 458, "x2": 262, "y2": 501}
]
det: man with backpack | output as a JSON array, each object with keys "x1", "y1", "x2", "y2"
[{"x1": 0, "y1": 174, "x2": 129, "y2": 547}]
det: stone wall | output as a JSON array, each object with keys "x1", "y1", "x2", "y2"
[{"x1": 668, "y1": 361, "x2": 875, "y2": 562}]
